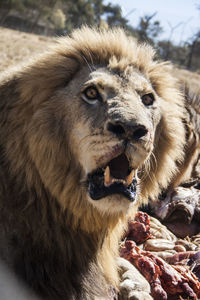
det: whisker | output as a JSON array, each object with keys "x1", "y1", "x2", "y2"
[
  {"x1": 141, "y1": 158, "x2": 155, "y2": 185},
  {"x1": 144, "y1": 160, "x2": 151, "y2": 180},
  {"x1": 81, "y1": 55, "x2": 94, "y2": 72},
  {"x1": 87, "y1": 51, "x2": 96, "y2": 71},
  {"x1": 150, "y1": 152, "x2": 158, "y2": 172}
]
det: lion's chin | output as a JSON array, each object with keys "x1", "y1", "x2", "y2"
[
  {"x1": 88, "y1": 180, "x2": 137, "y2": 201},
  {"x1": 88, "y1": 193, "x2": 137, "y2": 214}
]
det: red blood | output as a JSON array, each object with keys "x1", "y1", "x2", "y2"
[
  {"x1": 125, "y1": 212, "x2": 152, "y2": 244},
  {"x1": 121, "y1": 220, "x2": 200, "y2": 300}
]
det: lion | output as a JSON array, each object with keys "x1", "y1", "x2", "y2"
[{"x1": 0, "y1": 27, "x2": 187, "y2": 299}]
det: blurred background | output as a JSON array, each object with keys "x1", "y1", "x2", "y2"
[{"x1": 0, "y1": 0, "x2": 199, "y2": 72}]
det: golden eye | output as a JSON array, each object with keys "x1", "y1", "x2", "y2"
[
  {"x1": 84, "y1": 86, "x2": 99, "y2": 100},
  {"x1": 141, "y1": 93, "x2": 154, "y2": 106}
]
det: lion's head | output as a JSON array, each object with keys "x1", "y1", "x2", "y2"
[{"x1": 3, "y1": 27, "x2": 186, "y2": 231}]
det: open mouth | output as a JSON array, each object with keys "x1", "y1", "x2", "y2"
[{"x1": 87, "y1": 153, "x2": 137, "y2": 201}]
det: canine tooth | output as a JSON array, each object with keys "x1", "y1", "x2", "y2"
[
  {"x1": 104, "y1": 166, "x2": 111, "y2": 186},
  {"x1": 126, "y1": 170, "x2": 135, "y2": 186}
]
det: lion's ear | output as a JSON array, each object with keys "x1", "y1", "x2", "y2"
[{"x1": 19, "y1": 55, "x2": 79, "y2": 105}]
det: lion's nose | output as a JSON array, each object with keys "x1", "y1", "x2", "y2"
[{"x1": 106, "y1": 121, "x2": 148, "y2": 141}]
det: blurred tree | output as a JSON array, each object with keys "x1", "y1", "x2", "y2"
[
  {"x1": 0, "y1": 0, "x2": 23, "y2": 24},
  {"x1": 103, "y1": 3, "x2": 128, "y2": 27},
  {"x1": 135, "y1": 13, "x2": 163, "y2": 44},
  {"x1": 92, "y1": 0, "x2": 104, "y2": 26},
  {"x1": 186, "y1": 31, "x2": 200, "y2": 70},
  {"x1": 22, "y1": 0, "x2": 58, "y2": 31},
  {"x1": 157, "y1": 40, "x2": 189, "y2": 66},
  {"x1": 61, "y1": 0, "x2": 128, "y2": 32},
  {"x1": 185, "y1": 4, "x2": 200, "y2": 70},
  {"x1": 60, "y1": 0, "x2": 95, "y2": 32},
  {"x1": 51, "y1": 8, "x2": 66, "y2": 32}
]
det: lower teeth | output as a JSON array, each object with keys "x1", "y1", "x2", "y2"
[{"x1": 111, "y1": 178, "x2": 126, "y2": 184}]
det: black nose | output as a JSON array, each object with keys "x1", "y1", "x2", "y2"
[{"x1": 106, "y1": 121, "x2": 148, "y2": 140}]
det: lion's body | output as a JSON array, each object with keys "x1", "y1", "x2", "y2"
[
  {"x1": 0, "y1": 27, "x2": 196, "y2": 299},
  {"x1": 167, "y1": 70, "x2": 200, "y2": 189}
]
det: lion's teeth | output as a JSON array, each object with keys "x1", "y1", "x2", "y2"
[
  {"x1": 111, "y1": 178, "x2": 126, "y2": 184},
  {"x1": 104, "y1": 167, "x2": 136, "y2": 187},
  {"x1": 135, "y1": 169, "x2": 138, "y2": 180},
  {"x1": 126, "y1": 170, "x2": 135, "y2": 186},
  {"x1": 104, "y1": 166, "x2": 111, "y2": 187}
]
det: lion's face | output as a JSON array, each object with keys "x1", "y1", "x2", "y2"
[
  {"x1": 21, "y1": 29, "x2": 185, "y2": 219},
  {"x1": 59, "y1": 65, "x2": 161, "y2": 213},
  {"x1": 3, "y1": 27, "x2": 186, "y2": 229}
]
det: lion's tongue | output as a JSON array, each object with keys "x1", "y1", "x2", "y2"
[{"x1": 108, "y1": 153, "x2": 129, "y2": 179}]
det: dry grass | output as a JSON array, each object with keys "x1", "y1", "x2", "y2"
[
  {"x1": 0, "y1": 27, "x2": 55, "y2": 72},
  {"x1": 175, "y1": 68, "x2": 200, "y2": 95},
  {"x1": 0, "y1": 26, "x2": 199, "y2": 92}
]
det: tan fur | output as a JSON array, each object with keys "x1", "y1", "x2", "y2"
[
  {"x1": 0, "y1": 27, "x2": 187, "y2": 299},
  {"x1": 169, "y1": 70, "x2": 200, "y2": 187}
]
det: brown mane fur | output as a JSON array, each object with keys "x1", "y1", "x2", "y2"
[{"x1": 0, "y1": 27, "x2": 187, "y2": 299}]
